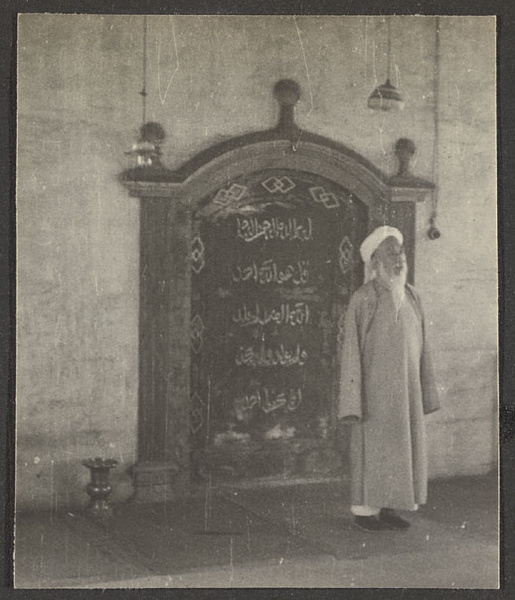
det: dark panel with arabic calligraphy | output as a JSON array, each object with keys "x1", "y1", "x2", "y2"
[{"x1": 190, "y1": 169, "x2": 367, "y2": 478}]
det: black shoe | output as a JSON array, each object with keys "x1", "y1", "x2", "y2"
[
  {"x1": 353, "y1": 516, "x2": 389, "y2": 532},
  {"x1": 378, "y1": 508, "x2": 411, "y2": 530}
]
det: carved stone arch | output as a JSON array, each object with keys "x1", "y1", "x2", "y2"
[
  {"x1": 179, "y1": 140, "x2": 389, "y2": 217},
  {"x1": 120, "y1": 81, "x2": 434, "y2": 501}
]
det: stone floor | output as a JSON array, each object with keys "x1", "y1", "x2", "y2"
[{"x1": 13, "y1": 473, "x2": 499, "y2": 589}]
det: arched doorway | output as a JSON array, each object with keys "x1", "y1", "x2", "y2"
[
  {"x1": 189, "y1": 168, "x2": 367, "y2": 480},
  {"x1": 120, "y1": 81, "x2": 433, "y2": 500}
]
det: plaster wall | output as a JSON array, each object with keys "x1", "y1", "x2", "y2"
[{"x1": 16, "y1": 14, "x2": 497, "y2": 511}]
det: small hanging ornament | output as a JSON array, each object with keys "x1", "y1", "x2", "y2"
[
  {"x1": 126, "y1": 122, "x2": 166, "y2": 168},
  {"x1": 368, "y1": 78, "x2": 405, "y2": 112},
  {"x1": 368, "y1": 17, "x2": 405, "y2": 112},
  {"x1": 125, "y1": 16, "x2": 166, "y2": 169}
]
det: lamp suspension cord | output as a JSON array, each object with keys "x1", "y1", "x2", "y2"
[
  {"x1": 140, "y1": 15, "x2": 148, "y2": 125},
  {"x1": 432, "y1": 16, "x2": 440, "y2": 220},
  {"x1": 387, "y1": 16, "x2": 392, "y2": 81}
]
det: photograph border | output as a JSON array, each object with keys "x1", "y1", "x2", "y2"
[{"x1": 2, "y1": 0, "x2": 513, "y2": 597}]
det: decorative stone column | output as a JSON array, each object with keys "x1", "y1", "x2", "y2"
[{"x1": 121, "y1": 145, "x2": 193, "y2": 502}]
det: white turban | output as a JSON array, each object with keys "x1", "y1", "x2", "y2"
[{"x1": 360, "y1": 226, "x2": 403, "y2": 283}]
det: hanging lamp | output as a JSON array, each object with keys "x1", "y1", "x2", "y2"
[
  {"x1": 126, "y1": 16, "x2": 165, "y2": 169},
  {"x1": 368, "y1": 17, "x2": 405, "y2": 112}
]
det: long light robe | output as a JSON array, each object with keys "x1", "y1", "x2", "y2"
[{"x1": 338, "y1": 280, "x2": 440, "y2": 510}]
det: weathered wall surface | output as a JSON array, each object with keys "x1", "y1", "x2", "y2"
[
  {"x1": 16, "y1": 15, "x2": 142, "y2": 511},
  {"x1": 414, "y1": 17, "x2": 498, "y2": 477},
  {"x1": 16, "y1": 15, "x2": 497, "y2": 511}
]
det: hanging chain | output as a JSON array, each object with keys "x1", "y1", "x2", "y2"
[
  {"x1": 140, "y1": 15, "x2": 148, "y2": 126},
  {"x1": 387, "y1": 16, "x2": 392, "y2": 81}
]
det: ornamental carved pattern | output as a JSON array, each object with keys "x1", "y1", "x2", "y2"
[
  {"x1": 261, "y1": 175, "x2": 296, "y2": 194},
  {"x1": 309, "y1": 186, "x2": 340, "y2": 209},
  {"x1": 213, "y1": 183, "x2": 248, "y2": 206},
  {"x1": 190, "y1": 391, "x2": 206, "y2": 434},
  {"x1": 339, "y1": 235, "x2": 354, "y2": 275},
  {"x1": 337, "y1": 310, "x2": 346, "y2": 347},
  {"x1": 191, "y1": 233, "x2": 206, "y2": 275},
  {"x1": 190, "y1": 314, "x2": 205, "y2": 354}
]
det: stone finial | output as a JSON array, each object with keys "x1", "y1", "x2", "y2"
[
  {"x1": 274, "y1": 79, "x2": 301, "y2": 131},
  {"x1": 394, "y1": 138, "x2": 416, "y2": 177},
  {"x1": 389, "y1": 136, "x2": 435, "y2": 194}
]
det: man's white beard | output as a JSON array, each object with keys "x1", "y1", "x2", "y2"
[
  {"x1": 391, "y1": 269, "x2": 407, "y2": 309},
  {"x1": 376, "y1": 263, "x2": 407, "y2": 309}
]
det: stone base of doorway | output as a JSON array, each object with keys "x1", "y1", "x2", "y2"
[
  {"x1": 203, "y1": 439, "x2": 348, "y2": 481},
  {"x1": 131, "y1": 441, "x2": 350, "y2": 502},
  {"x1": 131, "y1": 461, "x2": 188, "y2": 503}
]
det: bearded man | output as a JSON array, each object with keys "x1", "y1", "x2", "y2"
[{"x1": 338, "y1": 226, "x2": 440, "y2": 532}]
